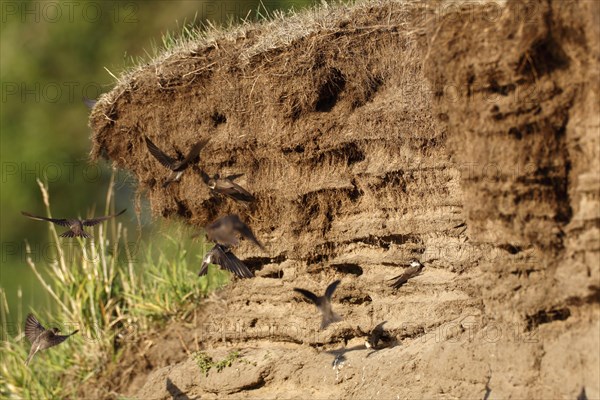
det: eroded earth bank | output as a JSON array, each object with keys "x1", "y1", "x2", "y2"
[{"x1": 85, "y1": 0, "x2": 599, "y2": 398}]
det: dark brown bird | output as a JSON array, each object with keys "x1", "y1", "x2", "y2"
[
  {"x1": 21, "y1": 209, "x2": 126, "y2": 239},
  {"x1": 24, "y1": 313, "x2": 79, "y2": 366},
  {"x1": 145, "y1": 136, "x2": 210, "y2": 188},
  {"x1": 200, "y1": 171, "x2": 255, "y2": 205},
  {"x1": 198, "y1": 244, "x2": 253, "y2": 279},
  {"x1": 364, "y1": 321, "x2": 389, "y2": 350},
  {"x1": 388, "y1": 260, "x2": 424, "y2": 289},
  {"x1": 294, "y1": 280, "x2": 342, "y2": 330},
  {"x1": 205, "y1": 214, "x2": 265, "y2": 252}
]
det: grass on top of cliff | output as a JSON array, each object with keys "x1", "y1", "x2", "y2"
[{"x1": 0, "y1": 177, "x2": 229, "y2": 399}]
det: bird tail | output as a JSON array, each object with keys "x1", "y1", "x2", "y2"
[
  {"x1": 320, "y1": 312, "x2": 342, "y2": 330},
  {"x1": 60, "y1": 231, "x2": 92, "y2": 239},
  {"x1": 388, "y1": 275, "x2": 408, "y2": 289}
]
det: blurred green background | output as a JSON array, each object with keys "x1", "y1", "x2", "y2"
[{"x1": 0, "y1": 0, "x2": 315, "y2": 319}]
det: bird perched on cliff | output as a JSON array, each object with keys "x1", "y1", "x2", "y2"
[
  {"x1": 200, "y1": 171, "x2": 255, "y2": 205},
  {"x1": 293, "y1": 280, "x2": 342, "y2": 330},
  {"x1": 198, "y1": 244, "x2": 254, "y2": 279},
  {"x1": 205, "y1": 214, "x2": 266, "y2": 252},
  {"x1": 24, "y1": 313, "x2": 79, "y2": 366},
  {"x1": 21, "y1": 209, "x2": 126, "y2": 239},
  {"x1": 145, "y1": 135, "x2": 210, "y2": 188},
  {"x1": 388, "y1": 260, "x2": 424, "y2": 289}
]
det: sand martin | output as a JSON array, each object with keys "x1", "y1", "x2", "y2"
[
  {"x1": 294, "y1": 280, "x2": 342, "y2": 330},
  {"x1": 205, "y1": 214, "x2": 265, "y2": 251},
  {"x1": 24, "y1": 313, "x2": 79, "y2": 366},
  {"x1": 388, "y1": 260, "x2": 424, "y2": 289},
  {"x1": 365, "y1": 321, "x2": 389, "y2": 350},
  {"x1": 198, "y1": 244, "x2": 253, "y2": 279},
  {"x1": 145, "y1": 135, "x2": 210, "y2": 188},
  {"x1": 200, "y1": 171, "x2": 255, "y2": 205},
  {"x1": 21, "y1": 209, "x2": 126, "y2": 239}
]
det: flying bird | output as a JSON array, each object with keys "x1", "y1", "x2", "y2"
[
  {"x1": 200, "y1": 171, "x2": 255, "y2": 205},
  {"x1": 294, "y1": 280, "x2": 342, "y2": 330},
  {"x1": 21, "y1": 209, "x2": 126, "y2": 239},
  {"x1": 364, "y1": 321, "x2": 387, "y2": 349},
  {"x1": 198, "y1": 244, "x2": 253, "y2": 279},
  {"x1": 145, "y1": 135, "x2": 210, "y2": 188},
  {"x1": 24, "y1": 313, "x2": 79, "y2": 366},
  {"x1": 205, "y1": 214, "x2": 265, "y2": 252},
  {"x1": 388, "y1": 260, "x2": 424, "y2": 289}
]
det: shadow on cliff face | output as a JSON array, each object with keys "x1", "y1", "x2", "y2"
[{"x1": 84, "y1": 0, "x2": 599, "y2": 398}]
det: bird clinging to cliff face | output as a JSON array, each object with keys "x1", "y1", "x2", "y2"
[
  {"x1": 145, "y1": 135, "x2": 210, "y2": 188},
  {"x1": 200, "y1": 171, "x2": 255, "y2": 205},
  {"x1": 294, "y1": 280, "x2": 342, "y2": 330},
  {"x1": 205, "y1": 214, "x2": 265, "y2": 252},
  {"x1": 388, "y1": 260, "x2": 424, "y2": 289},
  {"x1": 198, "y1": 244, "x2": 254, "y2": 279},
  {"x1": 21, "y1": 209, "x2": 126, "y2": 239},
  {"x1": 24, "y1": 313, "x2": 79, "y2": 366}
]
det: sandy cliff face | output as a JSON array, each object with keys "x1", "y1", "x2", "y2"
[{"x1": 87, "y1": 0, "x2": 598, "y2": 398}]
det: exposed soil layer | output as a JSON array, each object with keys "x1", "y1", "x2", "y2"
[{"x1": 86, "y1": 0, "x2": 599, "y2": 398}]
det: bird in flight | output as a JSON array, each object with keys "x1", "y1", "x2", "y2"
[
  {"x1": 294, "y1": 280, "x2": 342, "y2": 330},
  {"x1": 205, "y1": 214, "x2": 265, "y2": 252},
  {"x1": 24, "y1": 313, "x2": 79, "y2": 366},
  {"x1": 388, "y1": 260, "x2": 424, "y2": 289},
  {"x1": 364, "y1": 321, "x2": 390, "y2": 350},
  {"x1": 21, "y1": 209, "x2": 126, "y2": 239},
  {"x1": 201, "y1": 171, "x2": 255, "y2": 205},
  {"x1": 145, "y1": 135, "x2": 210, "y2": 188},
  {"x1": 198, "y1": 244, "x2": 254, "y2": 279}
]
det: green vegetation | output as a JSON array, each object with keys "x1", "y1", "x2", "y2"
[
  {"x1": 0, "y1": 177, "x2": 229, "y2": 398},
  {"x1": 193, "y1": 350, "x2": 245, "y2": 377},
  {"x1": 0, "y1": 0, "x2": 316, "y2": 321},
  {"x1": 1, "y1": 1, "x2": 318, "y2": 397}
]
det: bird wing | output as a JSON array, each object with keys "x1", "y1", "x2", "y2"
[
  {"x1": 325, "y1": 280, "x2": 341, "y2": 299},
  {"x1": 211, "y1": 246, "x2": 254, "y2": 278},
  {"x1": 214, "y1": 180, "x2": 255, "y2": 202},
  {"x1": 293, "y1": 288, "x2": 320, "y2": 305},
  {"x1": 25, "y1": 314, "x2": 46, "y2": 343},
  {"x1": 47, "y1": 330, "x2": 79, "y2": 348},
  {"x1": 82, "y1": 209, "x2": 126, "y2": 226},
  {"x1": 388, "y1": 265, "x2": 421, "y2": 289},
  {"x1": 224, "y1": 173, "x2": 244, "y2": 181},
  {"x1": 21, "y1": 211, "x2": 70, "y2": 227},
  {"x1": 231, "y1": 216, "x2": 266, "y2": 251},
  {"x1": 372, "y1": 320, "x2": 387, "y2": 334},
  {"x1": 198, "y1": 249, "x2": 213, "y2": 276},
  {"x1": 145, "y1": 136, "x2": 176, "y2": 169},
  {"x1": 180, "y1": 138, "x2": 210, "y2": 166},
  {"x1": 198, "y1": 260, "x2": 210, "y2": 276}
]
